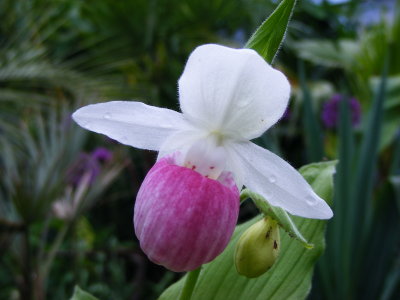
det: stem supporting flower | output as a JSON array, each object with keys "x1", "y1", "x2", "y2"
[{"x1": 179, "y1": 267, "x2": 202, "y2": 300}]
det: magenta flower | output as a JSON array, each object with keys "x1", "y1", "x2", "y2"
[
  {"x1": 72, "y1": 44, "x2": 333, "y2": 271},
  {"x1": 91, "y1": 147, "x2": 113, "y2": 163},
  {"x1": 134, "y1": 155, "x2": 239, "y2": 271},
  {"x1": 322, "y1": 94, "x2": 361, "y2": 128}
]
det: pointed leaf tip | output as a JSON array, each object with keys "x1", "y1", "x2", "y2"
[{"x1": 245, "y1": 0, "x2": 297, "y2": 63}]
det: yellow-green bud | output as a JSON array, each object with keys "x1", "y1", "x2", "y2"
[{"x1": 234, "y1": 216, "x2": 280, "y2": 278}]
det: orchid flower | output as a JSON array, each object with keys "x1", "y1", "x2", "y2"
[{"x1": 72, "y1": 44, "x2": 333, "y2": 272}]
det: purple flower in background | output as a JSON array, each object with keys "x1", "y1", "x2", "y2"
[
  {"x1": 322, "y1": 94, "x2": 361, "y2": 129},
  {"x1": 92, "y1": 147, "x2": 113, "y2": 163},
  {"x1": 66, "y1": 147, "x2": 112, "y2": 186},
  {"x1": 66, "y1": 153, "x2": 100, "y2": 186}
]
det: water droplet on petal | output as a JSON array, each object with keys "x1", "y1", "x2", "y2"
[
  {"x1": 237, "y1": 99, "x2": 250, "y2": 108},
  {"x1": 268, "y1": 175, "x2": 276, "y2": 183},
  {"x1": 104, "y1": 112, "x2": 112, "y2": 119},
  {"x1": 306, "y1": 196, "x2": 318, "y2": 206}
]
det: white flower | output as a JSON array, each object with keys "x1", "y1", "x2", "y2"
[{"x1": 73, "y1": 44, "x2": 333, "y2": 219}]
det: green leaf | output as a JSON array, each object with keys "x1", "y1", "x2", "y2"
[
  {"x1": 293, "y1": 39, "x2": 359, "y2": 68},
  {"x1": 352, "y1": 54, "x2": 388, "y2": 237},
  {"x1": 245, "y1": 0, "x2": 297, "y2": 63},
  {"x1": 371, "y1": 75, "x2": 400, "y2": 150},
  {"x1": 390, "y1": 135, "x2": 400, "y2": 176},
  {"x1": 298, "y1": 60, "x2": 324, "y2": 162},
  {"x1": 70, "y1": 286, "x2": 99, "y2": 300},
  {"x1": 318, "y1": 54, "x2": 390, "y2": 299},
  {"x1": 389, "y1": 176, "x2": 400, "y2": 215},
  {"x1": 159, "y1": 161, "x2": 335, "y2": 300}
]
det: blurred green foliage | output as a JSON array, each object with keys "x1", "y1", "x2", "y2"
[{"x1": 0, "y1": 0, "x2": 399, "y2": 299}]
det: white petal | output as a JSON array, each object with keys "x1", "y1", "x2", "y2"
[
  {"x1": 182, "y1": 137, "x2": 227, "y2": 180},
  {"x1": 223, "y1": 142, "x2": 245, "y2": 189},
  {"x1": 157, "y1": 128, "x2": 208, "y2": 161},
  {"x1": 72, "y1": 101, "x2": 189, "y2": 150},
  {"x1": 178, "y1": 44, "x2": 290, "y2": 140},
  {"x1": 232, "y1": 142, "x2": 333, "y2": 219}
]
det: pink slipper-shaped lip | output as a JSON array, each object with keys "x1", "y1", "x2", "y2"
[{"x1": 134, "y1": 155, "x2": 240, "y2": 272}]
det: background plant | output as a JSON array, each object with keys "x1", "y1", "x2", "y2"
[{"x1": 1, "y1": 0, "x2": 399, "y2": 299}]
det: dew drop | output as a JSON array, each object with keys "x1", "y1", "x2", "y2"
[
  {"x1": 268, "y1": 174, "x2": 277, "y2": 183},
  {"x1": 104, "y1": 112, "x2": 112, "y2": 119},
  {"x1": 237, "y1": 99, "x2": 249, "y2": 108},
  {"x1": 306, "y1": 196, "x2": 318, "y2": 206}
]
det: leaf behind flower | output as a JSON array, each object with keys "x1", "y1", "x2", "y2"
[{"x1": 158, "y1": 160, "x2": 335, "y2": 300}]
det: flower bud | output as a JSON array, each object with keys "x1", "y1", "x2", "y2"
[{"x1": 234, "y1": 216, "x2": 280, "y2": 278}]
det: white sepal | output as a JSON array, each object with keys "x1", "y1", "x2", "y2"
[
  {"x1": 72, "y1": 101, "x2": 189, "y2": 150},
  {"x1": 232, "y1": 141, "x2": 333, "y2": 219}
]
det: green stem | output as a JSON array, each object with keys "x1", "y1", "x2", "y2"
[
  {"x1": 37, "y1": 214, "x2": 51, "y2": 263},
  {"x1": 179, "y1": 267, "x2": 201, "y2": 300},
  {"x1": 22, "y1": 224, "x2": 32, "y2": 300},
  {"x1": 40, "y1": 222, "x2": 70, "y2": 281}
]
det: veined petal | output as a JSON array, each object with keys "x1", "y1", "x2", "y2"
[
  {"x1": 72, "y1": 101, "x2": 189, "y2": 150},
  {"x1": 134, "y1": 156, "x2": 239, "y2": 271},
  {"x1": 178, "y1": 44, "x2": 290, "y2": 140},
  {"x1": 232, "y1": 142, "x2": 333, "y2": 219}
]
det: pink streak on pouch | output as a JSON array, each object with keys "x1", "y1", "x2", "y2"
[{"x1": 134, "y1": 155, "x2": 240, "y2": 272}]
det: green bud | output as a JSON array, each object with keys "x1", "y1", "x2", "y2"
[{"x1": 234, "y1": 216, "x2": 280, "y2": 278}]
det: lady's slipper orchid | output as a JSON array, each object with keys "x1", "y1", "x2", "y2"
[{"x1": 72, "y1": 44, "x2": 333, "y2": 271}]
